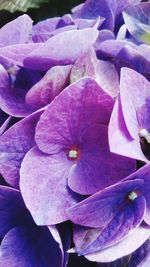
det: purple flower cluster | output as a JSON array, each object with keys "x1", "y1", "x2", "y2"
[{"x1": 0, "y1": 0, "x2": 150, "y2": 266}]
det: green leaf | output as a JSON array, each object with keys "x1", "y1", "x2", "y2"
[{"x1": 0, "y1": 0, "x2": 48, "y2": 13}]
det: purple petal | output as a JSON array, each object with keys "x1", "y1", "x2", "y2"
[
  {"x1": 120, "y1": 68, "x2": 150, "y2": 139},
  {"x1": 72, "y1": 0, "x2": 115, "y2": 31},
  {"x1": 109, "y1": 68, "x2": 150, "y2": 163},
  {"x1": 95, "y1": 60, "x2": 119, "y2": 98},
  {"x1": 74, "y1": 17, "x2": 104, "y2": 30},
  {"x1": 32, "y1": 15, "x2": 74, "y2": 42},
  {"x1": 0, "y1": 186, "x2": 30, "y2": 238},
  {"x1": 0, "y1": 115, "x2": 11, "y2": 135},
  {"x1": 0, "y1": 110, "x2": 43, "y2": 188},
  {"x1": 0, "y1": 67, "x2": 42, "y2": 117},
  {"x1": 115, "y1": 45, "x2": 150, "y2": 74},
  {"x1": 26, "y1": 65, "x2": 72, "y2": 109},
  {"x1": 85, "y1": 226, "x2": 150, "y2": 262},
  {"x1": 67, "y1": 180, "x2": 145, "y2": 253},
  {"x1": 70, "y1": 49, "x2": 119, "y2": 97},
  {"x1": 0, "y1": 15, "x2": 33, "y2": 47},
  {"x1": 0, "y1": 226, "x2": 63, "y2": 267},
  {"x1": 68, "y1": 124, "x2": 136, "y2": 194},
  {"x1": 35, "y1": 77, "x2": 114, "y2": 154},
  {"x1": 0, "y1": 43, "x2": 42, "y2": 67},
  {"x1": 24, "y1": 28, "x2": 99, "y2": 71},
  {"x1": 108, "y1": 96, "x2": 148, "y2": 162},
  {"x1": 20, "y1": 147, "x2": 78, "y2": 225},
  {"x1": 96, "y1": 39, "x2": 137, "y2": 59},
  {"x1": 123, "y1": 3, "x2": 150, "y2": 44},
  {"x1": 124, "y1": 163, "x2": 150, "y2": 226}
]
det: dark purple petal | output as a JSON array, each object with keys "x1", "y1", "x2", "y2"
[
  {"x1": 0, "y1": 186, "x2": 31, "y2": 238},
  {"x1": 0, "y1": 226, "x2": 63, "y2": 267},
  {"x1": 123, "y1": 163, "x2": 150, "y2": 225},
  {"x1": 24, "y1": 28, "x2": 99, "y2": 71},
  {"x1": 67, "y1": 180, "x2": 145, "y2": 254},
  {"x1": 0, "y1": 110, "x2": 43, "y2": 188},
  {"x1": 115, "y1": 45, "x2": 150, "y2": 74},
  {"x1": 72, "y1": 0, "x2": 115, "y2": 31},
  {"x1": 20, "y1": 146, "x2": 78, "y2": 225},
  {"x1": 35, "y1": 77, "x2": 114, "y2": 154}
]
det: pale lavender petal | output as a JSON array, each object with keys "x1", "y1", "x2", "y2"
[
  {"x1": 0, "y1": 43, "x2": 42, "y2": 67},
  {"x1": 20, "y1": 147, "x2": 78, "y2": 225},
  {"x1": 120, "y1": 68, "x2": 150, "y2": 139},
  {"x1": 74, "y1": 17, "x2": 104, "y2": 30},
  {"x1": 0, "y1": 15, "x2": 33, "y2": 47},
  {"x1": 85, "y1": 227, "x2": 150, "y2": 262},
  {"x1": 108, "y1": 96, "x2": 148, "y2": 162},
  {"x1": 24, "y1": 28, "x2": 99, "y2": 71},
  {"x1": 70, "y1": 49, "x2": 119, "y2": 97},
  {"x1": 95, "y1": 60, "x2": 119, "y2": 98},
  {"x1": 0, "y1": 116, "x2": 11, "y2": 135}
]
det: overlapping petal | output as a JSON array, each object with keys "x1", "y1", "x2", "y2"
[
  {"x1": 0, "y1": 109, "x2": 43, "y2": 188},
  {"x1": 24, "y1": 28, "x2": 99, "y2": 71},
  {"x1": 67, "y1": 180, "x2": 145, "y2": 254}
]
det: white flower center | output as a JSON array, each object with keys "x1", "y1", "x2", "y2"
[
  {"x1": 139, "y1": 128, "x2": 150, "y2": 143},
  {"x1": 128, "y1": 191, "x2": 138, "y2": 201},
  {"x1": 68, "y1": 149, "x2": 78, "y2": 159}
]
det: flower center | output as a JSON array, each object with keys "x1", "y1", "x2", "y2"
[
  {"x1": 68, "y1": 147, "x2": 80, "y2": 160},
  {"x1": 127, "y1": 191, "x2": 138, "y2": 201},
  {"x1": 139, "y1": 128, "x2": 150, "y2": 143}
]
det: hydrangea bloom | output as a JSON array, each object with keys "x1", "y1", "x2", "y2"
[
  {"x1": 19, "y1": 77, "x2": 135, "y2": 225},
  {"x1": 0, "y1": 0, "x2": 150, "y2": 266}
]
